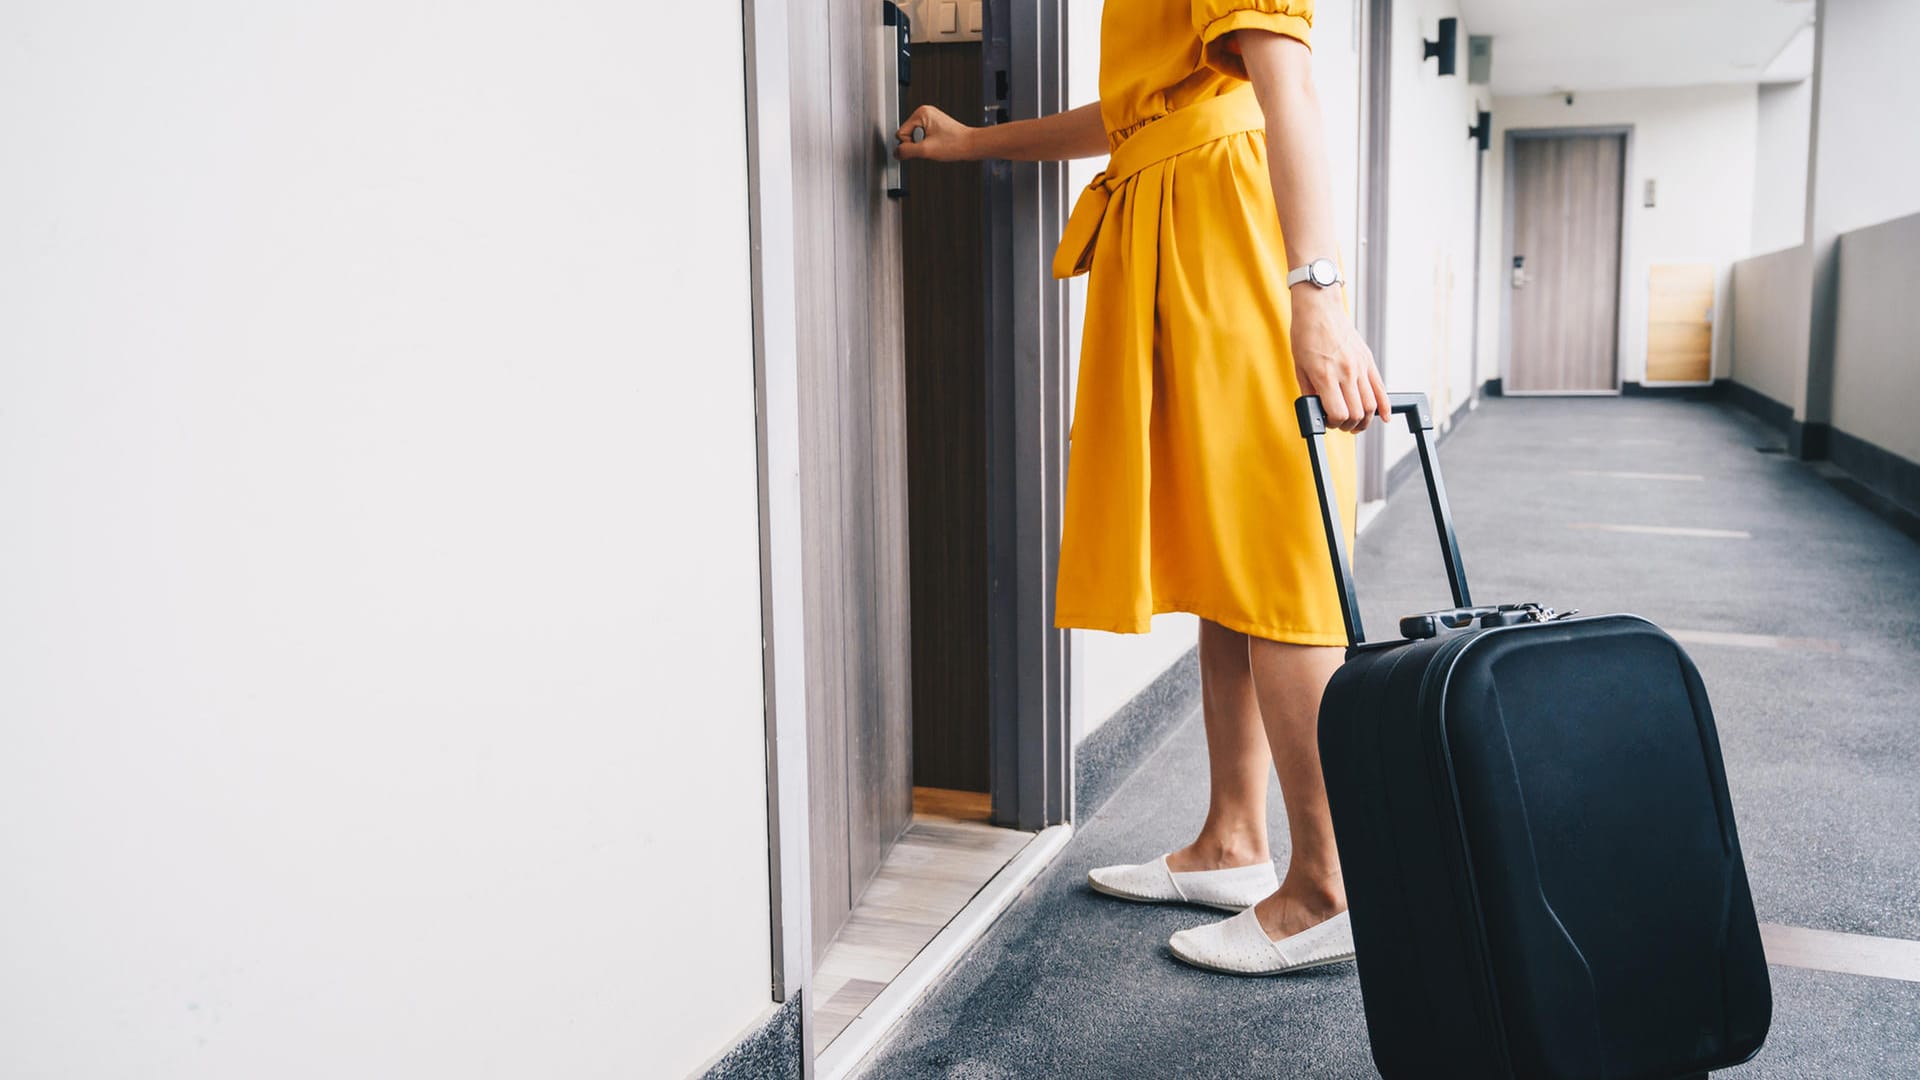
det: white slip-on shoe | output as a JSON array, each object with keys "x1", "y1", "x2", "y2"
[
  {"x1": 1085, "y1": 854, "x2": 1278, "y2": 912},
  {"x1": 1168, "y1": 906, "x2": 1356, "y2": 976}
]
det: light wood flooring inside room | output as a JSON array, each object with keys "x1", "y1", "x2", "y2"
[{"x1": 813, "y1": 787, "x2": 1032, "y2": 1049}]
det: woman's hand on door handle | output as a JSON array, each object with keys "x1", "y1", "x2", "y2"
[
  {"x1": 896, "y1": 105, "x2": 974, "y2": 162},
  {"x1": 897, "y1": 101, "x2": 1108, "y2": 163}
]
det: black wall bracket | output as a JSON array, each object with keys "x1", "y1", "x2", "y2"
[{"x1": 1424, "y1": 17, "x2": 1458, "y2": 76}]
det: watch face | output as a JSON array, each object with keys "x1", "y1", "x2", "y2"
[{"x1": 1310, "y1": 258, "x2": 1339, "y2": 287}]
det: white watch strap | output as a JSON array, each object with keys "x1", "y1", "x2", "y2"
[{"x1": 1288, "y1": 259, "x2": 1341, "y2": 287}]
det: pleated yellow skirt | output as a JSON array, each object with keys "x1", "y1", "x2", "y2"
[{"x1": 1052, "y1": 127, "x2": 1357, "y2": 645}]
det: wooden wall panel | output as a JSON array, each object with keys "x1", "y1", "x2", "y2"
[{"x1": 1646, "y1": 263, "x2": 1715, "y2": 383}]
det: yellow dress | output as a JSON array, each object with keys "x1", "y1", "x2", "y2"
[{"x1": 1051, "y1": 0, "x2": 1357, "y2": 645}]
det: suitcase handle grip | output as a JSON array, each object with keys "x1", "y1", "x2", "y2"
[
  {"x1": 1399, "y1": 606, "x2": 1496, "y2": 640},
  {"x1": 1295, "y1": 393, "x2": 1473, "y2": 649}
]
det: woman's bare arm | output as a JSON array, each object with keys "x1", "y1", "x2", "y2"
[
  {"x1": 1239, "y1": 30, "x2": 1389, "y2": 432},
  {"x1": 895, "y1": 101, "x2": 1108, "y2": 162}
]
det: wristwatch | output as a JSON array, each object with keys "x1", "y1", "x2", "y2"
[{"x1": 1286, "y1": 257, "x2": 1343, "y2": 289}]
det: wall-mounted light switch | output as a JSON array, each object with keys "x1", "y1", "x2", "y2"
[{"x1": 901, "y1": 0, "x2": 982, "y2": 42}]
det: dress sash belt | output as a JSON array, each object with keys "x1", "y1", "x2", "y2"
[{"x1": 1051, "y1": 87, "x2": 1268, "y2": 280}]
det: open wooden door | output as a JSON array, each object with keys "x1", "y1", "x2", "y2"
[{"x1": 790, "y1": 0, "x2": 915, "y2": 961}]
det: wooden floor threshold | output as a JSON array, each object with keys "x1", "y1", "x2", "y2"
[{"x1": 813, "y1": 797, "x2": 1071, "y2": 1080}]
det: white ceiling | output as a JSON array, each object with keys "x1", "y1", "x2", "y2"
[{"x1": 1457, "y1": 0, "x2": 1816, "y2": 97}]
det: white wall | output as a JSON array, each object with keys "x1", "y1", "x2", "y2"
[
  {"x1": 1378, "y1": 0, "x2": 1487, "y2": 472},
  {"x1": 1074, "y1": 623, "x2": 1194, "y2": 730},
  {"x1": 1751, "y1": 80, "x2": 1812, "y2": 254},
  {"x1": 1729, "y1": 244, "x2": 1813, "y2": 411},
  {"x1": 1806, "y1": 0, "x2": 1920, "y2": 237},
  {"x1": 1748, "y1": 0, "x2": 1920, "y2": 429},
  {"x1": 0, "y1": 5, "x2": 774, "y2": 1079},
  {"x1": 1474, "y1": 84, "x2": 1759, "y2": 389},
  {"x1": 1831, "y1": 213, "x2": 1920, "y2": 465}
]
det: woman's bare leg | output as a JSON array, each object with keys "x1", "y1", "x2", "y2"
[
  {"x1": 1245, "y1": 638, "x2": 1348, "y2": 937},
  {"x1": 1165, "y1": 619, "x2": 1273, "y2": 872}
]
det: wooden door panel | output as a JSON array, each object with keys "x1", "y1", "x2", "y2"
[
  {"x1": 1565, "y1": 135, "x2": 1623, "y2": 390},
  {"x1": 1509, "y1": 138, "x2": 1557, "y2": 391},
  {"x1": 791, "y1": 0, "x2": 848, "y2": 959},
  {"x1": 829, "y1": 0, "x2": 883, "y2": 904},
  {"x1": 797, "y1": 0, "x2": 914, "y2": 962},
  {"x1": 832, "y1": 0, "x2": 913, "y2": 907}
]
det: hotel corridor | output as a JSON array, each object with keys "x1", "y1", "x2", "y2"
[{"x1": 859, "y1": 395, "x2": 1920, "y2": 1079}]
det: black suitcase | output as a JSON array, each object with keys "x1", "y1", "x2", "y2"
[{"x1": 1295, "y1": 393, "x2": 1771, "y2": 1080}]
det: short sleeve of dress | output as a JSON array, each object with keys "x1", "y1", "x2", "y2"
[{"x1": 1191, "y1": 0, "x2": 1313, "y2": 81}]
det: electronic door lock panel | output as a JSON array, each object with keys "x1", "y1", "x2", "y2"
[
  {"x1": 898, "y1": 0, "x2": 983, "y2": 42},
  {"x1": 985, "y1": 68, "x2": 1009, "y2": 126},
  {"x1": 882, "y1": 1, "x2": 911, "y2": 198},
  {"x1": 1511, "y1": 254, "x2": 1528, "y2": 289}
]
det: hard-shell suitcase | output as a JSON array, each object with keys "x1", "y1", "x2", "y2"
[{"x1": 1296, "y1": 393, "x2": 1771, "y2": 1080}]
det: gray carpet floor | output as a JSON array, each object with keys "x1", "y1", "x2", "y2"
[{"x1": 857, "y1": 397, "x2": 1920, "y2": 1079}]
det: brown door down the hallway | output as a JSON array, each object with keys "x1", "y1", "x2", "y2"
[
  {"x1": 1508, "y1": 134, "x2": 1624, "y2": 393},
  {"x1": 791, "y1": 0, "x2": 914, "y2": 962}
]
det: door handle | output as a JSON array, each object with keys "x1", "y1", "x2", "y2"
[{"x1": 882, "y1": 2, "x2": 911, "y2": 198}]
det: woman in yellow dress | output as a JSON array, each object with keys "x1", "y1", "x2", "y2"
[{"x1": 898, "y1": 0, "x2": 1387, "y2": 976}]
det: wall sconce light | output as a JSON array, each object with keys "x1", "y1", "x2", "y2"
[
  {"x1": 1425, "y1": 17, "x2": 1458, "y2": 76},
  {"x1": 1468, "y1": 110, "x2": 1491, "y2": 151}
]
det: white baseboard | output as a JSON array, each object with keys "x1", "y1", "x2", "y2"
[{"x1": 1355, "y1": 497, "x2": 1387, "y2": 536}]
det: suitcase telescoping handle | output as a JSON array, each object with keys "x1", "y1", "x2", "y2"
[{"x1": 1295, "y1": 393, "x2": 1473, "y2": 649}]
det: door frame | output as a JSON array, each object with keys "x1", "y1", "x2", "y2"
[
  {"x1": 741, "y1": 0, "x2": 818, "y2": 1062},
  {"x1": 1497, "y1": 125, "x2": 1634, "y2": 396},
  {"x1": 1354, "y1": 0, "x2": 1392, "y2": 501},
  {"x1": 741, "y1": 0, "x2": 1072, "y2": 1068},
  {"x1": 981, "y1": 0, "x2": 1074, "y2": 832}
]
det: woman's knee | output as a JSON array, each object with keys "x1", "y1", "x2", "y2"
[
  {"x1": 1247, "y1": 636, "x2": 1344, "y2": 677},
  {"x1": 1198, "y1": 619, "x2": 1253, "y2": 670},
  {"x1": 1199, "y1": 618, "x2": 1252, "y2": 648}
]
